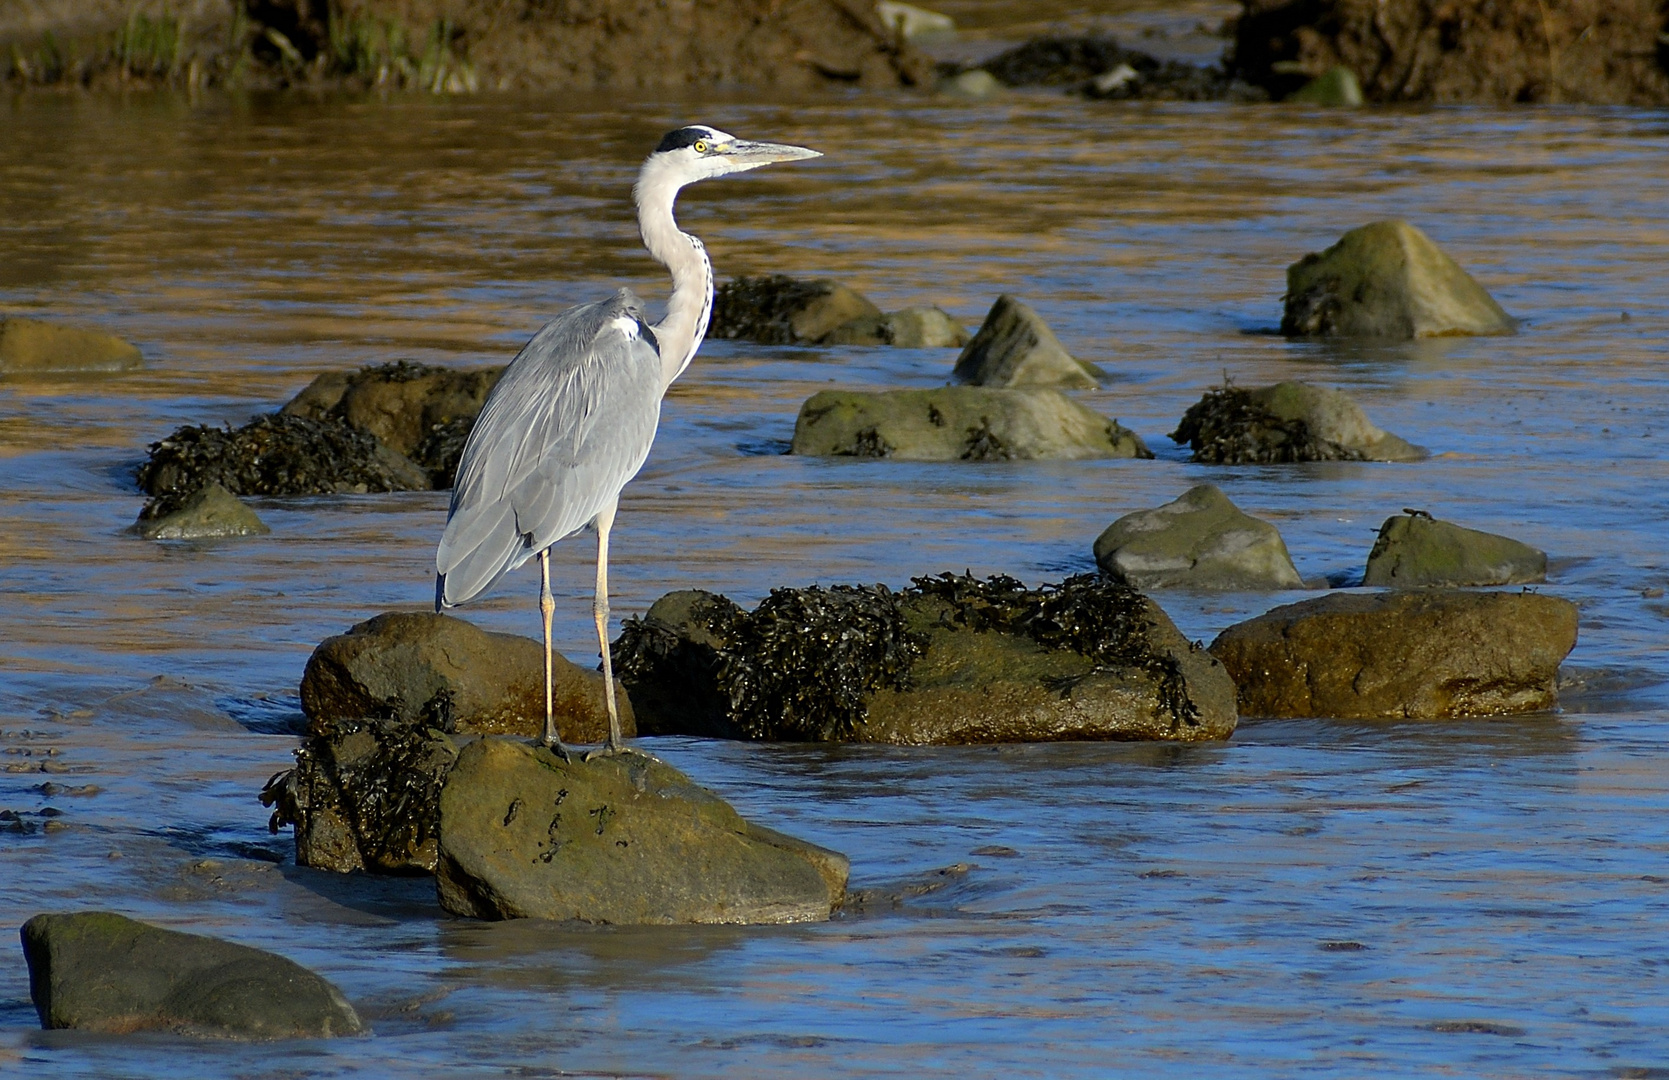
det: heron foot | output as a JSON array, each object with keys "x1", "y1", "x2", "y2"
[{"x1": 541, "y1": 736, "x2": 572, "y2": 764}]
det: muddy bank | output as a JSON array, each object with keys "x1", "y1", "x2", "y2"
[{"x1": 2, "y1": 0, "x2": 930, "y2": 92}]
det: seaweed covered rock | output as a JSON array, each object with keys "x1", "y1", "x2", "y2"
[
  {"x1": 979, "y1": 35, "x2": 1265, "y2": 100},
  {"x1": 0, "y1": 316, "x2": 143, "y2": 374},
  {"x1": 1209, "y1": 589, "x2": 1579, "y2": 719},
  {"x1": 615, "y1": 574, "x2": 1238, "y2": 743},
  {"x1": 1171, "y1": 382, "x2": 1424, "y2": 464},
  {"x1": 268, "y1": 612, "x2": 632, "y2": 874},
  {"x1": 791, "y1": 387, "x2": 1151, "y2": 461},
  {"x1": 821, "y1": 306, "x2": 971, "y2": 348},
  {"x1": 710, "y1": 275, "x2": 882, "y2": 345},
  {"x1": 435, "y1": 739, "x2": 848, "y2": 924},
  {"x1": 1233, "y1": 0, "x2": 1669, "y2": 105},
  {"x1": 135, "y1": 413, "x2": 430, "y2": 501},
  {"x1": 281, "y1": 360, "x2": 503, "y2": 487},
  {"x1": 1282, "y1": 221, "x2": 1515, "y2": 338},
  {"x1": 134, "y1": 482, "x2": 270, "y2": 541},
  {"x1": 1362, "y1": 511, "x2": 1547, "y2": 588},
  {"x1": 20, "y1": 911, "x2": 361, "y2": 1039},
  {"x1": 952, "y1": 295, "x2": 1104, "y2": 389},
  {"x1": 1094, "y1": 484, "x2": 1305, "y2": 590}
]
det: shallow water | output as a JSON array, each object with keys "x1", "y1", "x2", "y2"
[{"x1": 1, "y1": 82, "x2": 1668, "y2": 1078}]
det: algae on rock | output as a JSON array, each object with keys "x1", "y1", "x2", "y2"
[{"x1": 1171, "y1": 382, "x2": 1424, "y2": 464}]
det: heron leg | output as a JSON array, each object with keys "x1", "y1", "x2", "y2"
[
  {"x1": 539, "y1": 550, "x2": 571, "y2": 763},
  {"x1": 592, "y1": 499, "x2": 624, "y2": 754}
]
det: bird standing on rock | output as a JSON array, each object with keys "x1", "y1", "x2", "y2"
[{"x1": 434, "y1": 127, "x2": 821, "y2": 761}]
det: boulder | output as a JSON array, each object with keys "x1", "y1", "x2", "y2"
[
  {"x1": 710, "y1": 275, "x2": 882, "y2": 345},
  {"x1": 265, "y1": 612, "x2": 632, "y2": 874},
  {"x1": 615, "y1": 575, "x2": 1238, "y2": 744},
  {"x1": 1209, "y1": 589, "x2": 1579, "y2": 719},
  {"x1": 134, "y1": 482, "x2": 271, "y2": 541},
  {"x1": 1094, "y1": 484, "x2": 1305, "y2": 590},
  {"x1": 1234, "y1": 0, "x2": 1669, "y2": 105},
  {"x1": 135, "y1": 413, "x2": 431, "y2": 500},
  {"x1": 1286, "y1": 65, "x2": 1364, "y2": 105},
  {"x1": 0, "y1": 316, "x2": 143, "y2": 374},
  {"x1": 791, "y1": 386, "x2": 1151, "y2": 461},
  {"x1": 952, "y1": 295, "x2": 1104, "y2": 389},
  {"x1": 821, "y1": 306, "x2": 971, "y2": 348},
  {"x1": 1281, "y1": 221, "x2": 1515, "y2": 338},
  {"x1": 435, "y1": 738, "x2": 847, "y2": 924},
  {"x1": 1171, "y1": 381, "x2": 1425, "y2": 464},
  {"x1": 979, "y1": 35, "x2": 1266, "y2": 100},
  {"x1": 281, "y1": 360, "x2": 503, "y2": 486},
  {"x1": 20, "y1": 911, "x2": 361, "y2": 1039},
  {"x1": 1362, "y1": 511, "x2": 1547, "y2": 587}
]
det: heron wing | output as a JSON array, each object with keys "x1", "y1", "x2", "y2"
[{"x1": 436, "y1": 290, "x2": 663, "y2": 606}]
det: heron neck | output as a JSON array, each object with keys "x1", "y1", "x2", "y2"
[{"x1": 634, "y1": 166, "x2": 711, "y2": 389}]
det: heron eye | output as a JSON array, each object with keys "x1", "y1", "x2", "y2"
[{"x1": 693, "y1": 140, "x2": 709, "y2": 154}]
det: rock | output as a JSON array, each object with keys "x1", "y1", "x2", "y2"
[
  {"x1": 20, "y1": 911, "x2": 361, "y2": 1039},
  {"x1": 1209, "y1": 589, "x2": 1579, "y2": 718},
  {"x1": 1362, "y1": 511, "x2": 1547, "y2": 588},
  {"x1": 1234, "y1": 0, "x2": 1669, "y2": 105},
  {"x1": 710, "y1": 275, "x2": 883, "y2": 345},
  {"x1": 821, "y1": 306, "x2": 970, "y2": 348},
  {"x1": 135, "y1": 482, "x2": 271, "y2": 541},
  {"x1": 300, "y1": 611, "x2": 628, "y2": 743},
  {"x1": 1094, "y1": 484, "x2": 1305, "y2": 591},
  {"x1": 791, "y1": 386, "x2": 1151, "y2": 461},
  {"x1": 1281, "y1": 221, "x2": 1515, "y2": 338},
  {"x1": 1171, "y1": 381, "x2": 1425, "y2": 464},
  {"x1": 952, "y1": 295, "x2": 1104, "y2": 389},
  {"x1": 615, "y1": 575, "x2": 1238, "y2": 744},
  {"x1": 0, "y1": 316, "x2": 143, "y2": 374},
  {"x1": 876, "y1": 1, "x2": 955, "y2": 40},
  {"x1": 1286, "y1": 64, "x2": 1363, "y2": 105},
  {"x1": 939, "y1": 68, "x2": 1002, "y2": 97},
  {"x1": 135, "y1": 413, "x2": 431, "y2": 500},
  {"x1": 435, "y1": 738, "x2": 847, "y2": 924},
  {"x1": 280, "y1": 360, "x2": 503, "y2": 487},
  {"x1": 265, "y1": 612, "x2": 633, "y2": 874},
  {"x1": 979, "y1": 35, "x2": 1267, "y2": 100}
]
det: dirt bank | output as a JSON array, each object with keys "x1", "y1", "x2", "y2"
[
  {"x1": 1, "y1": 0, "x2": 930, "y2": 92},
  {"x1": 1233, "y1": 0, "x2": 1669, "y2": 104}
]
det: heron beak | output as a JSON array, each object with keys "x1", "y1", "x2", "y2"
[{"x1": 718, "y1": 140, "x2": 822, "y2": 170}]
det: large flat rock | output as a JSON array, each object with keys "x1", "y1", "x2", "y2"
[
  {"x1": 791, "y1": 386, "x2": 1151, "y2": 461},
  {"x1": 1281, "y1": 220, "x2": 1514, "y2": 338},
  {"x1": 1209, "y1": 590, "x2": 1579, "y2": 719},
  {"x1": 436, "y1": 739, "x2": 847, "y2": 924},
  {"x1": 21, "y1": 912, "x2": 361, "y2": 1039}
]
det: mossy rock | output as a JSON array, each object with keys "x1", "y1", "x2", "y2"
[
  {"x1": 1171, "y1": 381, "x2": 1424, "y2": 464},
  {"x1": 616, "y1": 575, "x2": 1237, "y2": 744},
  {"x1": 135, "y1": 413, "x2": 431, "y2": 499},
  {"x1": 1093, "y1": 484, "x2": 1304, "y2": 590},
  {"x1": 952, "y1": 294, "x2": 1104, "y2": 389},
  {"x1": 709, "y1": 275, "x2": 882, "y2": 345},
  {"x1": 791, "y1": 386, "x2": 1150, "y2": 461},
  {"x1": 135, "y1": 482, "x2": 271, "y2": 541},
  {"x1": 1282, "y1": 220, "x2": 1514, "y2": 338},
  {"x1": 0, "y1": 317, "x2": 143, "y2": 374},
  {"x1": 1363, "y1": 512, "x2": 1547, "y2": 587}
]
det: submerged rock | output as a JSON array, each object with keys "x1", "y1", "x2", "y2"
[
  {"x1": 952, "y1": 295, "x2": 1104, "y2": 389},
  {"x1": 267, "y1": 612, "x2": 631, "y2": 874},
  {"x1": 710, "y1": 275, "x2": 883, "y2": 345},
  {"x1": 821, "y1": 306, "x2": 971, "y2": 348},
  {"x1": 1286, "y1": 65, "x2": 1364, "y2": 105},
  {"x1": 615, "y1": 574, "x2": 1238, "y2": 744},
  {"x1": 435, "y1": 739, "x2": 847, "y2": 924},
  {"x1": 281, "y1": 360, "x2": 503, "y2": 487},
  {"x1": 1363, "y1": 511, "x2": 1547, "y2": 588},
  {"x1": 1209, "y1": 589, "x2": 1579, "y2": 719},
  {"x1": 1094, "y1": 484, "x2": 1305, "y2": 591},
  {"x1": 1171, "y1": 381, "x2": 1425, "y2": 464},
  {"x1": 135, "y1": 413, "x2": 430, "y2": 500},
  {"x1": 135, "y1": 482, "x2": 270, "y2": 541},
  {"x1": 20, "y1": 911, "x2": 361, "y2": 1039},
  {"x1": 979, "y1": 35, "x2": 1265, "y2": 101},
  {"x1": 791, "y1": 386, "x2": 1150, "y2": 461},
  {"x1": 0, "y1": 316, "x2": 143, "y2": 374},
  {"x1": 1281, "y1": 221, "x2": 1515, "y2": 338}
]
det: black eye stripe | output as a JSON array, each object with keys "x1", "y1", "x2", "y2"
[{"x1": 656, "y1": 127, "x2": 716, "y2": 153}]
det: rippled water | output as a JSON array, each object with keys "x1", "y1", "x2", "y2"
[{"x1": 2, "y1": 84, "x2": 1668, "y2": 1077}]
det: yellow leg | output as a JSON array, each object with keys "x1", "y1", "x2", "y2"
[
  {"x1": 593, "y1": 500, "x2": 623, "y2": 752},
  {"x1": 539, "y1": 550, "x2": 570, "y2": 762}
]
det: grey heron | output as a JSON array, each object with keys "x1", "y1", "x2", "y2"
[{"x1": 434, "y1": 126, "x2": 821, "y2": 760}]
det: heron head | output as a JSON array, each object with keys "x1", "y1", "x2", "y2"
[{"x1": 644, "y1": 125, "x2": 821, "y2": 185}]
